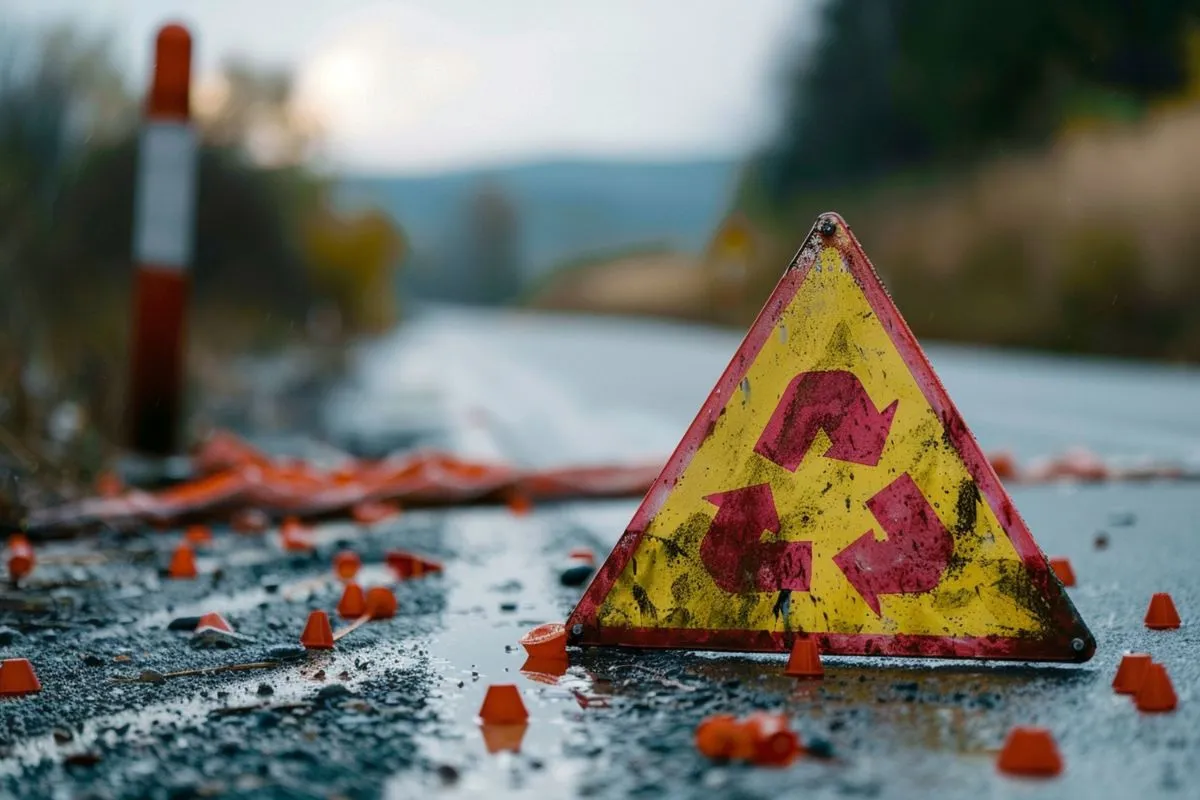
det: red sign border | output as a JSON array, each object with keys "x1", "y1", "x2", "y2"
[{"x1": 567, "y1": 213, "x2": 1096, "y2": 663}]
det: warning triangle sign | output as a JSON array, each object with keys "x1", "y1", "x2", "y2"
[{"x1": 567, "y1": 214, "x2": 1095, "y2": 662}]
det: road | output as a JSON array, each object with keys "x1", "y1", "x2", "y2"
[{"x1": 2, "y1": 306, "x2": 1198, "y2": 799}]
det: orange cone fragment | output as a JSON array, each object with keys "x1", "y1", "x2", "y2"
[
  {"x1": 478, "y1": 684, "x2": 528, "y2": 725},
  {"x1": 195, "y1": 612, "x2": 233, "y2": 633},
  {"x1": 0, "y1": 658, "x2": 41, "y2": 696},
  {"x1": 6, "y1": 535, "x2": 34, "y2": 581},
  {"x1": 695, "y1": 715, "x2": 753, "y2": 761},
  {"x1": 997, "y1": 727, "x2": 1063, "y2": 777},
  {"x1": 185, "y1": 525, "x2": 213, "y2": 546},
  {"x1": 299, "y1": 610, "x2": 334, "y2": 650},
  {"x1": 1112, "y1": 652, "x2": 1152, "y2": 694},
  {"x1": 1049, "y1": 557, "x2": 1076, "y2": 587},
  {"x1": 1135, "y1": 663, "x2": 1177, "y2": 713},
  {"x1": 743, "y1": 712, "x2": 801, "y2": 767},
  {"x1": 338, "y1": 583, "x2": 366, "y2": 619},
  {"x1": 1144, "y1": 593, "x2": 1181, "y2": 630},
  {"x1": 519, "y1": 623, "x2": 567, "y2": 661},
  {"x1": 333, "y1": 551, "x2": 361, "y2": 580},
  {"x1": 783, "y1": 637, "x2": 823, "y2": 678},
  {"x1": 365, "y1": 587, "x2": 397, "y2": 620},
  {"x1": 168, "y1": 542, "x2": 197, "y2": 579}
]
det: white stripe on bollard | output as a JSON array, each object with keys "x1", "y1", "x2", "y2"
[{"x1": 133, "y1": 120, "x2": 197, "y2": 269}]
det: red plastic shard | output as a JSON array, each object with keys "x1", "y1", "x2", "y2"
[
  {"x1": 478, "y1": 684, "x2": 528, "y2": 725},
  {"x1": 1112, "y1": 652, "x2": 1152, "y2": 694},
  {"x1": 7, "y1": 535, "x2": 34, "y2": 581},
  {"x1": 567, "y1": 548, "x2": 595, "y2": 564},
  {"x1": 1144, "y1": 593, "x2": 1181, "y2": 630},
  {"x1": 783, "y1": 637, "x2": 824, "y2": 678},
  {"x1": 168, "y1": 542, "x2": 197, "y2": 579},
  {"x1": 997, "y1": 727, "x2": 1063, "y2": 777},
  {"x1": 338, "y1": 583, "x2": 367, "y2": 619},
  {"x1": 1135, "y1": 663, "x2": 1177, "y2": 712},
  {"x1": 695, "y1": 715, "x2": 753, "y2": 761},
  {"x1": 300, "y1": 610, "x2": 334, "y2": 650},
  {"x1": 195, "y1": 612, "x2": 233, "y2": 633},
  {"x1": 333, "y1": 550, "x2": 361, "y2": 580},
  {"x1": 365, "y1": 587, "x2": 398, "y2": 620},
  {"x1": 280, "y1": 518, "x2": 315, "y2": 552},
  {"x1": 0, "y1": 658, "x2": 42, "y2": 696},
  {"x1": 1049, "y1": 558, "x2": 1076, "y2": 587},
  {"x1": 385, "y1": 550, "x2": 442, "y2": 579},
  {"x1": 519, "y1": 623, "x2": 567, "y2": 661}
]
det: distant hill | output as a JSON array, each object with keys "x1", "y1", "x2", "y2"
[{"x1": 334, "y1": 159, "x2": 741, "y2": 302}]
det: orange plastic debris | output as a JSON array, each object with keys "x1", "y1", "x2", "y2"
[
  {"x1": 6, "y1": 535, "x2": 34, "y2": 581},
  {"x1": 333, "y1": 550, "x2": 361, "y2": 580},
  {"x1": 350, "y1": 500, "x2": 401, "y2": 525},
  {"x1": 385, "y1": 550, "x2": 442, "y2": 579},
  {"x1": 338, "y1": 583, "x2": 367, "y2": 619},
  {"x1": 300, "y1": 610, "x2": 335, "y2": 650},
  {"x1": 519, "y1": 623, "x2": 567, "y2": 661},
  {"x1": 185, "y1": 525, "x2": 213, "y2": 546},
  {"x1": 1112, "y1": 652, "x2": 1153, "y2": 694},
  {"x1": 988, "y1": 450, "x2": 1018, "y2": 480},
  {"x1": 996, "y1": 726, "x2": 1063, "y2": 777},
  {"x1": 783, "y1": 636, "x2": 824, "y2": 678},
  {"x1": 195, "y1": 612, "x2": 233, "y2": 633},
  {"x1": 1135, "y1": 663, "x2": 1178, "y2": 713},
  {"x1": 743, "y1": 711, "x2": 802, "y2": 767},
  {"x1": 0, "y1": 658, "x2": 42, "y2": 696},
  {"x1": 1144, "y1": 592, "x2": 1181, "y2": 630},
  {"x1": 478, "y1": 684, "x2": 528, "y2": 725},
  {"x1": 168, "y1": 542, "x2": 197, "y2": 579},
  {"x1": 1049, "y1": 557, "x2": 1076, "y2": 587},
  {"x1": 280, "y1": 518, "x2": 315, "y2": 552},
  {"x1": 695, "y1": 715, "x2": 755, "y2": 761},
  {"x1": 567, "y1": 548, "x2": 595, "y2": 564},
  {"x1": 365, "y1": 587, "x2": 398, "y2": 619},
  {"x1": 506, "y1": 491, "x2": 532, "y2": 516}
]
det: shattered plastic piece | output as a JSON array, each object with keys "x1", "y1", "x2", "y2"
[
  {"x1": 280, "y1": 518, "x2": 315, "y2": 553},
  {"x1": 0, "y1": 658, "x2": 42, "y2": 696},
  {"x1": 478, "y1": 684, "x2": 528, "y2": 725},
  {"x1": 168, "y1": 542, "x2": 197, "y2": 579},
  {"x1": 1144, "y1": 593, "x2": 1181, "y2": 630},
  {"x1": 1112, "y1": 653, "x2": 1152, "y2": 694},
  {"x1": 695, "y1": 715, "x2": 753, "y2": 761},
  {"x1": 185, "y1": 525, "x2": 213, "y2": 546},
  {"x1": 1049, "y1": 558, "x2": 1076, "y2": 587},
  {"x1": 333, "y1": 550, "x2": 361, "y2": 580},
  {"x1": 350, "y1": 500, "x2": 401, "y2": 525},
  {"x1": 6, "y1": 535, "x2": 34, "y2": 581},
  {"x1": 300, "y1": 610, "x2": 335, "y2": 650},
  {"x1": 743, "y1": 712, "x2": 801, "y2": 767},
  {"x1": 195, "y1": 612, "x2": 233, "y2": 633},
  {"x1": 519, "y1": 623, "x2": 567, "y2": 661},
  {"x1": 1135, "y1": 663, "x2": 1177, "y2": 713},
  {"x1": 364, "y1": 587, "x2": 398, "y2": 620},
  {"x1": 997, "y1": 727, "x2": 1063, "y2": 777},
  {"x1": 338, "y1": 583, "x2": 367, "y2": 619},
  {"x1": 783, "y1": 637, "x2": 823, "y2": 679},
  {"x1": 567, "y1": 548, "x2": 596, "y2": 564},
  {"x1": 385, "y1": 550, "x2": 442, "y2": 580}
]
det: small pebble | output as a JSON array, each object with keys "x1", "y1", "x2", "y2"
[
  {"x1": 1094, "y1": 532, "x2": 1110, "y2": 550},
  {"x1": 82, "y1": 654, "x2": 104, "y2": 667},
  {"x1": 0, "y1": 626, "x2": 24, "y2": 646},
  {"x1": 560, "y1": 564, "x2": 595, "y2": 588},
  {"x1": 807, "y1": 737, "x2": 834, "y2": 759},
  {"x1": 257, "y1": 683, "x2": 274, "y2": 696}
]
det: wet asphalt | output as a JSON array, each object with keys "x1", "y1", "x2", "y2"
[{"x1": 2, "y1": 307, "x2": 1198, "y2": 799}]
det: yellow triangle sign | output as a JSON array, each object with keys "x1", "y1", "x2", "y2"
[{"x1": 568, "y1": 213, "x2": 1095, "y2": 662}]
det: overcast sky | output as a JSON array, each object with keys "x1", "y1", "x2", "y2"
[{"x1": 2, "y1": 0, "x2": 814, "y2": 174}]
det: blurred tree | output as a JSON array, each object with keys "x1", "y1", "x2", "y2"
[
  {"x1": 756, "y1": 0, "x2": 1200, "y2": 201},
  {"x1": 461, "y1": 181, "x2": 523, "y2": 305}
]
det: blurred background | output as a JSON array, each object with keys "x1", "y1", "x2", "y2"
[{"x1": 2, "y1": 0, "x2": 1200, "y2": 464}]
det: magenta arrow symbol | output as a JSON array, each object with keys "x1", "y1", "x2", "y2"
[
  {"x1": 699, "y1": 483, "x2": 812, "y2": 594},
  {"x1": 832, "y1": 474, "x2": 955, "y2": 615},
  {"x1": 755, "y1": 370, "x2": 897, "y2": 471}
]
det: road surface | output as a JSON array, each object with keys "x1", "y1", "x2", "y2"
[{"x1": 2, "y1": 306, "x2": 1197, "y2": 799}]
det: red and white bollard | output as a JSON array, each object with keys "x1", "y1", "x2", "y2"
[{"x1": 126, "y1": 23, "x2": 197, "y2": 456}]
